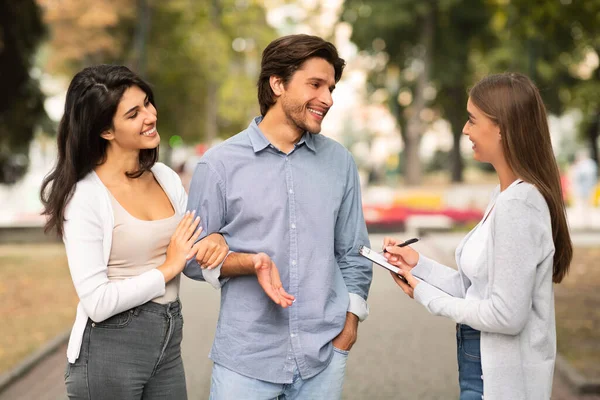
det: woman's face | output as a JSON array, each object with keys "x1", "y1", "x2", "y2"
[
  {"x1": 103, "y1": 85, "x2": 159, "y2": 151},
  {"x1": 463, "y1": 97, "x2": 503, "y2": 164}
]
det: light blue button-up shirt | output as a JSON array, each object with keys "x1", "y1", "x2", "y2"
[{"x1": 184, "y1": 117, "x2": 372, "y2": 383}]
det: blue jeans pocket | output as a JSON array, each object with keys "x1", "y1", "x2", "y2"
[
  {"x1": 333, "y1": 346, "x2": 350, "y2": 356},
  {"x1": 461, "y1": 337, "x2": 481, "y2": 361}
]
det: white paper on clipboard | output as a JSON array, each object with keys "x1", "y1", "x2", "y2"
[{"x1": 359, "y1": 245, "x2": 403, "y2": 276}]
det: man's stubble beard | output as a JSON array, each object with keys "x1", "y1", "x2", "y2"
[{"x1": 281, "y1": 96, "x2": 322, "y2": 135}]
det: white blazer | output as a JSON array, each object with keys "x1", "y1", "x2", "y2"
[{"x1": 62, "y1": 163, "x2": 187, "y2": 363}]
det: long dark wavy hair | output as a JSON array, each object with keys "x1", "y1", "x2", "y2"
[
  {"x1": 469, "y1": 72, "x2": 572, "y2": 283},
  {"x1": 41, "y1": 65, "x2": 158, "y2": 236}
]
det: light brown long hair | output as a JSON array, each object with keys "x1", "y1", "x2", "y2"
[{"x1": 469, "y1": 72, "x2": 572, "y2": 283}]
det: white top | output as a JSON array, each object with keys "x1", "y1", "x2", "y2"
[
  {"x1": 459, "y1": 216, "x2": 490, "y2": 301},
  {"x1": 459, "y1": 179, "x2": 522, "y2": 302},
  {"x1": 412, "y1": 180, "x2": 557, "y2": 399},
  {"x1": 63, "y1": 163, "x2": 187, "y2": 363}
]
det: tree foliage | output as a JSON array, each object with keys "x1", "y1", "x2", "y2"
[
  {"x1": 344, "y1": 0, "x2": 492, "y2": 183},
  {"x1": 0, "y1": 0, "x2": 47, "y2": 183},
  {"x1": 38, "y1": 0, "x2": 276, "y2": 147},
  {"x1": 482, "y1": 0, "x2": 600, "y2": 164},
  {"x1": 343, "y1": 0, "x2": 600, "y2": 182}
]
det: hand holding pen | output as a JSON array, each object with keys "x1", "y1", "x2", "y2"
[
  {"x1": 382, "y1": 236, "x2": 421, "y2": 295},
  {"x1": 382, "y1": 237, "x2": 419, "y2": 252},
  {"x1": 382, "y1": 237, "x2": 420, "y2": 268}
]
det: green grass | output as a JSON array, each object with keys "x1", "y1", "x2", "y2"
[
  {"x1": 555, "y1": 246, "x2": 600, "y2": 380},
  {"x1": 0, "y1": 243, "x2": 77, "y2": 374}
]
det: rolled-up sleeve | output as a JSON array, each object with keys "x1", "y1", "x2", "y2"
[
  {"x1": 183, "y1": 162, "x2": 229, "y2": 288},
  {"x1": 334, "y1": 156, "x2": 373, "y2": 321}
]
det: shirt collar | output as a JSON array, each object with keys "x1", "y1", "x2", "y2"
[
  {"x1": 298, "y1": 131, "x2": 316, "y2": 153},
  {"x1": 248, "y1": 116, "x2": 317, "y2": 154},
  {"x1": 248, "y1": 117, "x2": 271, "y2": 153}
]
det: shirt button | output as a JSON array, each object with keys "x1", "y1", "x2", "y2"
[
  {"x1": 289, "y1": 189, "x2": 293, "y2": 194},
  {"x1": 290, "y1": 333, "x2": 297, "y2": 338},
  {"x1": 291, "y1": 224, "x2": 296, "y2": 229},
  {"x1": 91, "y1": 323, "x2": 96, "y2": 327},
  {"x1": 291, "y1": 260, "x2": 297, "y2": 266}
]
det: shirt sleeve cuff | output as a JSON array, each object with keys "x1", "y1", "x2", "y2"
[
  {"x1": 201, "y1": 251, "x2": 232, "y2": 290},
  {"x1": 347, "y1": 293, "x2": 369, "y2": 322}
]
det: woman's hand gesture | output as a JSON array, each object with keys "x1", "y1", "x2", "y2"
[{"x1": 159, "y1": 211, "x2": 203, "y2": 282}]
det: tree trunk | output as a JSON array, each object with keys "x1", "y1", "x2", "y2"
[
  {"x1": 588, "y1": 110, "x2": 600, "y2": 176},
  {"x1": 450, "y1": 127, "x2": 464, "y2": 182},
  {"x1": 131, "y1": 0, "x2": 151, "y2": 77},
  {"x1": 447, "y1": 87, "x2": 467, "y2": 182},
  {"x1": 403, "y1": 2, "x2": 434, "y2": 186},
  {"x1": 204, "y1": 0, "x2": 220, "y2": 144},
  {"x1": 204, "y1": 82, "x2": 218, "y2": 144}
]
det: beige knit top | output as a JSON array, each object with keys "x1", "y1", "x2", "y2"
[{"x1": 106, "y1": 191, "x2": 180, "y2": 304}]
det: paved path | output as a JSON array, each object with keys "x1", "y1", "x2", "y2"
[
  {"x1": 180, "y1": 233, "x2": 458, "y2": 400},
  {"x1": 2, "y1": 232, "x2": 599, "y2": 399}
]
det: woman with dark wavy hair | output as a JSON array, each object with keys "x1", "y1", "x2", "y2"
[
  {"x1": 41, "y1": 64, "x2": 228, "y2": 399},
  {"x1": 383, "y1": 72, "x2": 572, "y2": 400}
]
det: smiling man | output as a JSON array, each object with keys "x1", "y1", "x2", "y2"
[{"x1": 184, "y1": 34, "x2": 372, "y2": 399}]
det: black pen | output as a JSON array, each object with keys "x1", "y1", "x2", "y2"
[{"x1": 383, "y1": 237, "x2": 419, "y2": 253}]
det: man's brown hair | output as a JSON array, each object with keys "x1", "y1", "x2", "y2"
[{"x1": 257, "y1": 34, "x2": 345, "y2": 116}]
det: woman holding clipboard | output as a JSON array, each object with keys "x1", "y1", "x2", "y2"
[{"x1": 383, "y1": 73, "x2": 572, "y2": 400}]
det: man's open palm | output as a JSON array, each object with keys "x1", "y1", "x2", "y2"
[{"x1": 252, "y1": 253, "x2": 295, "y2": 308}]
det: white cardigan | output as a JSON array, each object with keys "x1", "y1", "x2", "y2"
[
  {"x1": 413, "y1": 182, "x2": 557, "y2": 400},
  {"x1": 62, "y1": 163, "x2": 187, "y2": 363}
]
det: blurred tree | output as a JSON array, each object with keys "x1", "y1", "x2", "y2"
[
  {"x1": 0, "y1": 0, "x2": 47, "y2": 184},
  {"x1": 480, "y1": 0, "x2": 600, "y2": 167},
  {"x1": 38, "y1": 0, "x2": 133, "y2": 73},
  {"x1": 38, "y1": 0, "x2": 275, "y2": 154},
  {"x1": 344, "y1": 0, "x2": 492, "y2": 184},
  {"x1": 344, "y1": 0, "x2": 433, "y2": 185},
  {"x1": 146, "y1": 0, "x2": 275, "y2": 145}
]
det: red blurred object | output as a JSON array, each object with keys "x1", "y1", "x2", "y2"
[
  {"x1": 195, "y1": 143, "x2": 208, "y2": 155},
  {"x1": 560, "y1": 173, "x2": 570, "y2": 203},
  {"x1": 363, "y1": 204, "x2": 483, "y2": 232}
]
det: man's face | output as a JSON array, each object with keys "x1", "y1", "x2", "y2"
[{"x1": 278, "y1": 57, "x2": 336, "y2": 134}]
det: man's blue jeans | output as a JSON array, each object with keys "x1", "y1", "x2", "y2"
[
  {"x1": 457, "y1": 324, "x2": 484, "y2": 400},
  {"x1": 209, "y1": 347, "x2": 349, "y2": 400}
]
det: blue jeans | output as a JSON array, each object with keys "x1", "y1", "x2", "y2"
[
  {"x1": 64, "y1": 300, "x2": 187, "y2": 399},
  {"x1": 457, "y1": 324, "x2": 483, "y2": 400},
  {"x1": 209, "y1": 347, "x2": 349, "y2": 400}
]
